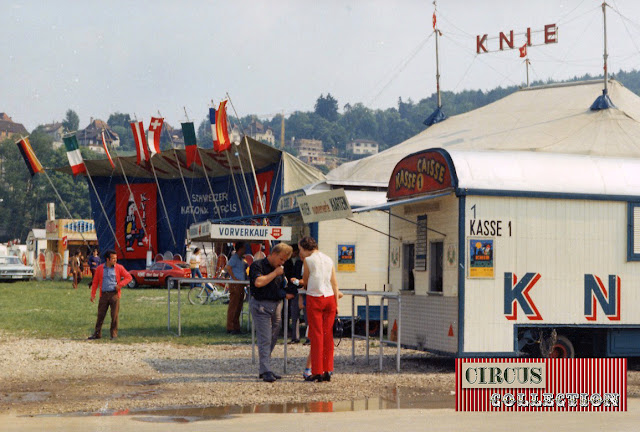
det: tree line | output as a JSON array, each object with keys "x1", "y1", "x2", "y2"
[{"x1": 2, "y1": 69, "x2": 640, "y2": 241}]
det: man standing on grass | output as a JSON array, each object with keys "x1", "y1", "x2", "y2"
[{"x1": 88, "y1": 250, "x2": 132, "y2": 340}]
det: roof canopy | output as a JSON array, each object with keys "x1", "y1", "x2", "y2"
[
  {"x1": 58, "y1": 136, "x2": 324, "y2": 193},
  {"x1": 328, "y1": 80, "x2": 640, "y2": 186}
]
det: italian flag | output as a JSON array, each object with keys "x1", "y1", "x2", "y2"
[{"x1": 63, "y1": 134, "x2": 86, "y2": 176}]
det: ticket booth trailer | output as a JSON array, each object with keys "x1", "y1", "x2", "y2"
[{"x1": 385, "y1": 148, "x2": 640, "y2": 358}]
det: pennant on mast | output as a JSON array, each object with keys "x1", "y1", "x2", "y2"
[
  {"x1": 101, "y1": 131, "x2": 115, "y2": 169},
  {"x1": 215, "y1": 101, "x2": 231, "y2": 153},
  {"x1": 181, "y1": 122, "x2": 202, "y2": 167},
  {"x1": 130, "y1": 121, "x2": 150, "y2": 165},
  {"x1": 209, "y1": 107, "x2": 218, "y2": 148},
  {"x1": 62, "y1": 134, "x2": 87, "y2": 176},
  {"x1": 147, "y1": 117, "x2": 164, "y2": 156},
  {"x1": 16, "y1": 137, "x2": 44, "y2": 177}
]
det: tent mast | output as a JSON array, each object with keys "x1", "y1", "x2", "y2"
[
  {"x1": 434, "y1": 0, "x2": 442, "y2": 109},
  {"x1": 602, "y1": 0, "x2": 609, "y2": 95}
]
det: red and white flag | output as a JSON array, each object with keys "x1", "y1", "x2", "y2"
[
  {"x1": 519, "y1": 43, "x2": 527, "y2": 58},
  {"x1": 101, "y1": 131, "x2": 115, "y2": 170},
  {"x1": 147, "y1": 117, "x2": 164, "y2": 156},
  {"x1": 130, "y1": 121, "x2": 150, "y2": 165},
  {"x1": 432, "y1": 12, "x2": 437, "y2": 29}
]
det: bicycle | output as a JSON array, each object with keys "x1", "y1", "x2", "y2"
[{"x1": 188, "y1": 282, "x2": 230, "y2": 305}]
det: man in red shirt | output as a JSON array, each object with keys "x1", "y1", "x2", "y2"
[{"x1": 88, "y1": 250, "x2": 132, "y2": 340}]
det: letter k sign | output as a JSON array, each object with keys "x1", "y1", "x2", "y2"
[{"x1": 504, "y1": 272, "x2": 543, "y2": 320}]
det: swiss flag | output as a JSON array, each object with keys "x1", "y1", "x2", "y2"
[
  {"x1": 519, "y1": 43, "x2": 527, "y2": 58},
  {"x1": 432, "y1": 12, "x2": 436, "y2": 29},
  {"x1": 147, "y1": 117, "x2": 164, "y2": 156}
]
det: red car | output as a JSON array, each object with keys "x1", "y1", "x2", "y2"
[{"x1": 127, "y1": 260, "x2": 208, "y2": 289}]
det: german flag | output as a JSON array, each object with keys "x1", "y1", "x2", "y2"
[{"x1": 16, "y1": 137, "x2": 44, "y2": 177}]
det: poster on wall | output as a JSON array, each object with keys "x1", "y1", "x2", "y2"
[
  {"x1": 415, "y1": 215, "x2": 427, "y2": 271},
  {"x1": 116, "y1": 183, "x2": 157, "y2": 259},
  {"x1": 468, "y1": 238, "x2": 494, "y2": 278},
  {"x1": 390, "y1": 243, "x2": 400, "y2": 268},
  {"x1": 337, "y1": 244, "x2": 356, "y2": 272}
]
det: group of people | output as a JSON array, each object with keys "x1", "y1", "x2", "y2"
[
  {"x1": 82, "y1": 236, "x2": 341, "y2": 384},
  {"x1": 69, "y1": 248, "x2": 102, "y2": 290},
  {"x1": 249, "y1": 236, "x2": 340, "y2": 383}
]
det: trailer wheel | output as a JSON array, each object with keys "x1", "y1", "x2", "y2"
[{"x1": 548, "y1": 335, "x2": 575, "y2": 358}]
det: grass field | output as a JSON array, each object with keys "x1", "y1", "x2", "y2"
[{"x1": 0, "y1": 280, "x2": 252, "y2": 345}]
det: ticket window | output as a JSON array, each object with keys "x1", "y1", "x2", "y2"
[
  {"x1": 402, "y1": 243, "x2": 415, "y2": 291},
  {"x1": 429, "y1": 240, "x2": 443, "y2": 293}
]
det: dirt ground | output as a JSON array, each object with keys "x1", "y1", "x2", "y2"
[
  {"x1": 0, "y1": 333, "x2": 454, "y2": 416},
  {"x1": 2, "y1": 332, "x2": 640, "y2": 418}
]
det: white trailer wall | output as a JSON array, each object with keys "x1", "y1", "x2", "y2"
[{"x1": 463, "y1": 196, "x2": 640, "y2": 354}]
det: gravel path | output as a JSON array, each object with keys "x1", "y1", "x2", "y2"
[{"x1": 0, "y1": 333, "x2": 453, "y2": 415}]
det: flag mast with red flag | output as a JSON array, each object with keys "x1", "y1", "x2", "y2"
[
  {"x1": 181, "y1": 107, "x2": 222, "y2": 220},
  {"x1": 15, "y1": 136, "x2": 92, "y2": 252},
  {"x1": 103, "y1": 129, "x2": 150, "y2": 250},
  {"x1": 131, "y1": 116, "x2": 177, "y2": 248}
]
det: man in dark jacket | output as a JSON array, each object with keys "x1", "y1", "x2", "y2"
[{"x1": 249, "y1": 243, "x2": 293, "y2": 382}]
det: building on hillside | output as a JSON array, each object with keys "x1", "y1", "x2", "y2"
[
  {"x1": 294, "y1": 138, "x2": 326, "y2": 166},
  {"x1": 165, "y1": 123, "x2": 184, "y2": 147},
  {"x1": 40, "y1": 122, "x2": 65, "y2": 147},
  {"x1": 346, "y1": 139, "x2": 379, "y2": 156},
  {"x1": 76, "y1": 118, "x2": 120, "y2": 152},
  {"x1": 0, "y1": 113, "x2": 28, "y2": 140},
  {"x1": 245, "y1": 119, "x2": 275, "y2": 146}
]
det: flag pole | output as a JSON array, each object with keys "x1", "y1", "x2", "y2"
[
  {"x1": 158, "y1": 111, "x2": 198, "y2": 229},
  {"x1": 63, "y1": 133, "x2": 123, "y2": 254},
  {"x1": 225, "y1": 93, "x2": 266, "y2": 216},
  {"x1": 148, "y1": 151, "x2": 177, "y2": 248},
  {"x1": 132, "y1": 117, "x2": 178, "y2": 248},
  {"x1": 211, "y1": 100, "x2": 244, "y2": 217},
  {"x1": 80, "y1": 156, "x2": 124, "y2": 254},
  {"x1": 16, "y1": 136, "x2": 92, "y2": 251},
  {"x1": 433, "y1": 0, "x2": 442, "y2": 109},
  {"x1": 104, "y1": 129, "x2": 150, "y2": 249},
  {"x1": 224, "y1": 151, "x2": 245, "y2": 217},
  {"x1": 40, "y1": 169, "x2": 92, "y2": 247},
  {"x1": 183, "y1": 107, "x2": 222, "y2": 221}
]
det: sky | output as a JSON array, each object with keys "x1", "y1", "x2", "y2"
[{"x1": 3, "y1": 0, "x2": 640, "y2": 131}]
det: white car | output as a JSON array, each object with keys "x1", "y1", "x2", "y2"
[{"x1": 0, "y1": 256, "x2": 34, "y2": 281}]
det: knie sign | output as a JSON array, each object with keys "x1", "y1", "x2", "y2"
[{"x1": 476, "y1": 24, "x2": 558, "y2": 54}]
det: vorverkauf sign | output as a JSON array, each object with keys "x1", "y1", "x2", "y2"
[
  {"x1": 211, "y1": 224, "x2": 291, "y2": 241},
  {"x1": 297, "y1": 189, "x2": 352, "y2": 223},
  {"x1": 456, "y1": 358, "x2": 627, "y2": 411}
]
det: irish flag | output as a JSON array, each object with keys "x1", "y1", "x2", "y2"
[
  {"x1": 181, "y1": 122, "x2": 202, "y2": 167},
  {"x1": 62, "y1": 134, "x2": 86, "y2": 176}
]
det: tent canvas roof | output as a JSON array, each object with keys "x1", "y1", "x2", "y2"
[
  {"x1": 57, "y1": 136, "x2": 324, "y2": 193},
  {"x1": 327, "y1": 79, "x2": 640, "y2": 185}
]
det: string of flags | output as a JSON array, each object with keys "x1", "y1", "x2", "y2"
[{"x1": 16, "y1": 99, "x2": 236, "y2": 178}]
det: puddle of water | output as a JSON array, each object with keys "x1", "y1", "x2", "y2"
[
  {"x1": 129, "y1": 388, "x2": 453, "y2": 423},
  {"x1": 29, "y1": 387, "x2": 454, "y2": 423},
  {"x1": 1, "y1": 392, "x2": 51, "y2": 403}
]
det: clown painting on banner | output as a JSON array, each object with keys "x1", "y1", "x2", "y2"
[{"x1": 115, "y1": 184, "x2": 157, "y2": 259}]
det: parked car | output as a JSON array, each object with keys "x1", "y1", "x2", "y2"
[
  {"x1": 127, "y1": 260, "x2": 208, "y2": 289},
  {"x1": 0, "y1": 255, "x2": 34, "y2": 281}
]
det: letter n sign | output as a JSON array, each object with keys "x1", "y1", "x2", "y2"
[
  {"x1": 504, "y1": 272, "x2": 543, "y2": 320},
  {"x1": 584, "y1": 275, "x2": 621, "y2": 321}
]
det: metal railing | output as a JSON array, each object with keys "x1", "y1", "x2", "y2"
[
  {"x1": 167, "y1": 277, "x2": 249, "y2": 337},
  {"x1": 341, "y1": 289, "x2": 402, "y2": 372}
]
